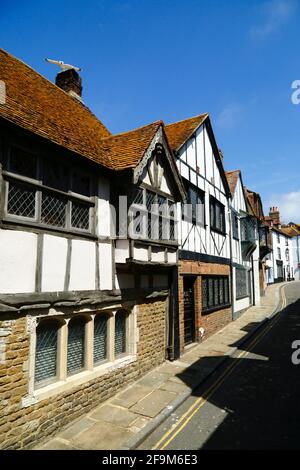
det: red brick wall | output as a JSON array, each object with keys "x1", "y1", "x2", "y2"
[{"x1": 179, "y1": 260, "x2": 231, "y2": 352}]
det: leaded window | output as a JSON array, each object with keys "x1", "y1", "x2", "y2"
[
  {"x1": 67, "y1": 317, "x2": 86, "y2": 375},
  {"x1": 41, "y1": 192, "x2": 67, "y2": 227},
  {"x1": 35, "y1": 320, "x2": 59, "y2": 387},
  {"x1": 115, "y1": 311, "x2": 127, "y2": 357},
  {"x1": 183, "y1": 185, "x2": 205, "y2": 226},
  {"x1": 130, "y1": 187, "x2": 177, "y2": 241},
  {"x1": 4, "y1": 146, "x2": 94, "y2": 233},
  {"x1": 236, "y1": 268, "x2": 249, "y2": 300},
  {"x1": 202, "y1": 276, "x2": 230, "y2": 313},
  {"x1": 7, "y1": 181, "x2": 36, "y2": 219},
  {"x1": 94, "y1": 315, "x2": 108, "y2": 364},
  {"x1": 210, "y1": 197, "x2": 225, "y2": 234},
  {"x1": 232, "y1": 212, "x2": 239, "y2": 240}
]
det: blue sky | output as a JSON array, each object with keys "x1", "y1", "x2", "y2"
[{"x1": 1, "y1": 0, "x2": 300, "y2": 221}]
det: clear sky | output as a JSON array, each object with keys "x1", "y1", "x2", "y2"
[{"x1": 1, "y1": 0, "x2": 300, "y2": 222}]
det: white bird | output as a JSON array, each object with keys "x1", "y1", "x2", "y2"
[{"x1": 45, "y1": 58, "x2": 81, "y2": 72}]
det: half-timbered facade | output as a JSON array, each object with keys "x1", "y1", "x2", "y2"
[
  {"x1": 0, "y1": 49, "x2": 185, "y2": 449},
  {"x1": 165, "y1": 115, "x2": 232, "y2": 350}
]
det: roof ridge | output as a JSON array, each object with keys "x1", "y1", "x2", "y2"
[
  {"x1": 102, "y1": 120, "x2": 163, "y2": 140},
  {"x1": 0, "y1": 48, "x2": 111, "y2": 135},
  {"x1": 165, "y1": 113, "x2": 208, "y2": 127}
]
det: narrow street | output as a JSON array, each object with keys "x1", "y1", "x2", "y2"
[{"x1": 140, "y1": 282, "x2": 300, "y2": 450}]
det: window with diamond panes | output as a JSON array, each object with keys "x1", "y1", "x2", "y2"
[
  {"x1": 41, "y1": 192, "x2": 67, "y2": 227},
  {"x1": 202, "y1": 276, "x2": 230, "y2": 313},
  {"x1": 4, "y1": 149, "x2": 95, "y2": 234},
  {"x1": 7, "y1": 181, "x2": 36, "y2": 219},
  {"x1": 35, "y1": 320, "x2": 59, "y2": 386},
  {"x1": 115, "y1": 311, "x2": 127, "y2": 357},
  {"x1": 67, "y1": 317, "x2": 86, "y2": 375},
  {"x1": 94, "y1": 315, "x2": 108, "y2": 365},
  {"x1": 71, "y1": 201, "x2": 90, "y2": 230}
]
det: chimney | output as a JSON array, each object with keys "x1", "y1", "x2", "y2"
[
  {"x1": 269, "y1": 206, "x2": 281, "y2": 228},
  {"x1": 55, "y1": 69, "x2": 83, "y2": 102}
]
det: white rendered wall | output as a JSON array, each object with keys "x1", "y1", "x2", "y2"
[
  {"x1": 69, "y1": 240, "x2": 96, "y2": 291},
  {"x1": 98, "y1": 242, "x2": 113, "y2": 290},
  {"x1": 41, "y1": 235, "x2": 68, "y2": 292},
  {"x1": 0, "y1": 229, "x2": 37, "y2": 294}
]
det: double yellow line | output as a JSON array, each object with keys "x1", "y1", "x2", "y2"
[{"x1": 153, "y1": 285, "x2": 287, "y2": 450}]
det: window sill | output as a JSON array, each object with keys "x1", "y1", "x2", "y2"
[{"x1": 23, "y1": 354, "x2": 137, "y2": 406}]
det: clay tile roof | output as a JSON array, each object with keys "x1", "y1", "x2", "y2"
[
  {"x1": 225, "y1": 170, "x2": 240, "y2": 196},
  {"x1": 0, "y1": 48, "x2": 114, "y2": 168},
  {"x1": 99, "y1": 121, "x2": 163, "y2": 171},
  {"x1": 165, "y1": 113, "x2": 208, "y2": 151},
  {"x1": 282, "y1": 226, "x2": 300, "y2": 237}
]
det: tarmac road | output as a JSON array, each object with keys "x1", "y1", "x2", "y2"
[{"x1": 139, "y1": 282, "x2": 300, "y2": 450}]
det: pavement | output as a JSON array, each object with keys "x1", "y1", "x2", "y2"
[
  {"x1": 35, "y1": 281, "x2": 289, "y2": 450},
  {"x1": 139, "y1": 281, "x2": 300, "y2": 450}
]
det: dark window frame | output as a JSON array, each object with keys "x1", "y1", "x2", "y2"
[
  {"x1": 235, "y1": 267, "x2": 249, "y2": 300},
  {"x1": 130, "y1": 186, "x2": 177, "y2": 242},
  {"x1": 2, "y1": 145, "x2": 95, "y2": 235},
  {"x1": 202, "y1": 275, "x2": 231, "y2": 314},
  {"x1": 210, "y1": 196, "x2": 226, "y2": 235},
  {"x1": 232, "y1": 210, "x2": 239, "y2": 240},
  {"x1": 183, "y1": 184, "x2": 206, "y2": 227}
]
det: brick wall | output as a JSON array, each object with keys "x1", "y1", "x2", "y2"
[
  {"x1": 179, "y1": 260, "x2": 231, "y2": 352},
  {"x1": 0, "y1": 298, "x2": 166, "y2": 449}
]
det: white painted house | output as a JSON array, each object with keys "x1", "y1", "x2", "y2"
[
  {"x1": 267, "y1": 229, "x2": 294, "y2": 283},
  {"x1": 226, "y1": 171, "x2": 260, "y2": 319}
]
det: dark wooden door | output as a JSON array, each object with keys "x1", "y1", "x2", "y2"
[{"x1": 183, "y1": 277, "x2": 195, "y2": 345}]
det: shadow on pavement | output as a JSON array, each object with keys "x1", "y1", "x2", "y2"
[{"x1": 173, "y1": 298, "x2": 300, "y2": 449}]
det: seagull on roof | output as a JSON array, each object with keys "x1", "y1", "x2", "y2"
[{"x1": 45, "y1": 58, "x2": 81, "y2": 72}]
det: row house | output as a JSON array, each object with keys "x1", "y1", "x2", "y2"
[
  {"x1": 245, "y1": 188, "x2": 272, "y2": 296},
  {"x1": 225, "y1": 171, "x2": 259, "y2": 320},
  {"x1": 264, "y1": 208, "x2": 294, "y2": 283},
  {"x1": 0, "y1": 50, "x2": 186, "y2": 449},
  {"x1": 164, "y1": 115, "x2": 232, "y2": 349},
  {"x1": 0, "y1": 49, "x2": 286, "y2": 449},
  {"x1": 282, "y1": 223, "x2": 300, "y2": 281}
]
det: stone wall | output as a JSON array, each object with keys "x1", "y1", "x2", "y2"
[
  {"x1": 179, "y1": 260, "x2": 232, "y2": 352},
  {"x1": 0, "y1": 298, "x2": 166, "y2": 449}
]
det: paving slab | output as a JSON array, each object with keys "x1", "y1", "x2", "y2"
[
  {"x1": 58, "y1": 416, "x2": 96, "y2": 440},
  {"x1": 159, "y1": 380, "x2": 189, "y2": 394},
  {"x1": 37, "y1": 438, "x2": 79, "y2": 450},
  {"x1": 89, "y1": 404, "x2": 138, "y2": 427},
  {"x1": 130, "y1": 389, "x2": 176, "y2": 417},
  {"x1": 112, "y1": 384, "x2": 152, "y2": 408},
  {"x1": 138, "y1": 372, "x2": 171, "y2": 388},
  {"x1": 71, "y1": 422, "x2": 134, "y2": 450}
]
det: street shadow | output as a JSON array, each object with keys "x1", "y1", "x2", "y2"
[{"x1": 174, "y1": 298, "x2": 300, "y2": 449}]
